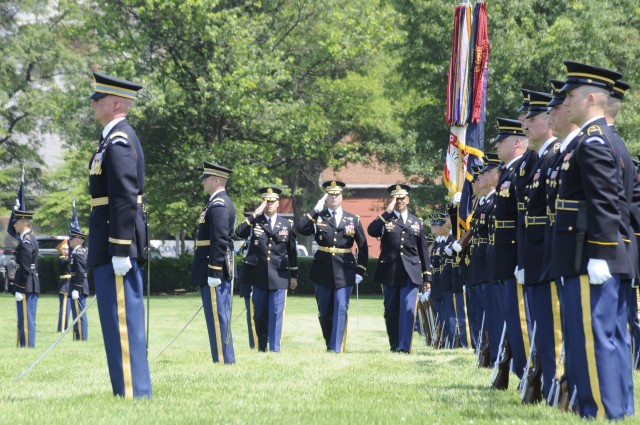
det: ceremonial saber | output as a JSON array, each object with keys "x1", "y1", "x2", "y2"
[
  {"x1": 153, "y1": 304, "x2": 203, "y2": 361},
  {"x1": 16, "y1": 295, "x2": 97, "y2": 381}
]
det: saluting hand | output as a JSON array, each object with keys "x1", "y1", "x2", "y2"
[
  {"x1": 254, "y1": 200, "x2": 267, "y2": 217},
  {"x1": 314, "y1": 194, "x2": 328, "y2": 212},
  {"x1": 386, "y1": 197, "x2": 397, "y2": 214},
  {"x1": 290, "y1": 277, "x2": 298, "y2": 290}
]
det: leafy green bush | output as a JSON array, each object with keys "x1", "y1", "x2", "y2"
[{"x1": 37, "y1": 255, "x2": 383, "y2": 295}]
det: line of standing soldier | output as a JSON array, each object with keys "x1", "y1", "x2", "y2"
[{"x1": 426, "y1": 61, "x2": 638, "y2": 420}]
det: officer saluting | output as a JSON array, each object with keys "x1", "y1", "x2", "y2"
[
  {"x1": 235, "y1": 187, "x2": 298, "y2": 352},
  {"x1": 88, "y1": 72, "x2": 151, "y2": 398},
  {"x1": 298, "y1": 180, "x2": 368, "y2": 353},
  {"x1": 367, "y1": 184, "x2": 431, "y2": 353},
  {"x1": 12, "y1": 209, "x2": 39, "y2": 348},
  {"x1": 191, "y1": 162, "x2": 236, "y2": 364}
]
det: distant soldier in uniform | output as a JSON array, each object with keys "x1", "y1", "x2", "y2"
[
  {"x1": 56, "y1": 240, "x2": 72, "y2": 332},
  {"x1": 191, "y1": 162, "x2": 236, "y2": 364},
  {"x1": 69, "y1": 229, "x2": 89, "y2": 341},
  {"x1": 297, "y1": 180, "x2": 368, "y2": 353},
  {"x1": 88, "y1": 72, "x2": 151, "y2": 398},
  {"x1": 12, "y1": 210, "x2": 39, "y2": 348},
  {"x1": 550, "y1": 61, "x2": 633, "y2": 420},
  {"x1": 367, "y1": 184, "x2": 431, "y2": 353},
  {"x1": 235, "y1": 187, "x2": 298, "y2": 352}
]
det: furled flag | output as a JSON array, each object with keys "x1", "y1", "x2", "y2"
[
  {"x1": 7, "y1": 167, "x2": 26, "y2": 240},
  {"x1": 69, "y1": 195, "x2": 81, "y2": 238},
  {"x1": 444, "y1": 1, "x2": 489, "y2": 232}
]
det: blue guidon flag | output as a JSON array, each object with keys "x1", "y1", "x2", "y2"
[{"x1": 7, "y1": 168, "x2": 26, "y2": 240}]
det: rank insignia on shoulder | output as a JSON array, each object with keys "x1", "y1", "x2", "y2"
[
  {"x1": 585, "y1": 136, "x2": 605, "y2": 145},
  {"x1": 586, "y1": 125, "x2": 603, "y2": 136}
]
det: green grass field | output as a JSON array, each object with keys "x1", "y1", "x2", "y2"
[{"x1": 0, "y1": 292, "x2": 638, "y2": 424}]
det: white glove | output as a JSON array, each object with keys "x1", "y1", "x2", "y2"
[
  {"x1": 452, "y1": 192, "x2": 462, "y2": 205},
  {"x1": 72, "y1": 290, "x2": 79, "y2": 300},
  {"x1": 355, "y1": 274, "x2": 363, "y2": 285},
  {"x1": 444, "y1": 246, "x2": 453, "y2": 256},
  {"x1": 112, "y1": 256, "x2": 132, "y2": 276},
  {"x1": 314, "y1": 194, "x2": 328, "y2": 212},
  {"x1": 452, "y1": 241, "x2": 462, "y2": 253},
  {"x1": 208, "y1": 277, "x2": 222, "y2": 287},
  {"x1": 15, "y1": 292, "x2": 23, "y2": 302},
  {"x1": 587, "y1": 258, "x2": 611, "y2": 285},
  {"x1": 514, "y1": 266, "x2": 525, "y2": 285}
]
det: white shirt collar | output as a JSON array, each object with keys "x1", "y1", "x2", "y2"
[
  {"x1": 328, "y1": 207, "x2": 343, "y2": 220},
  {"x1": 101, "y1": 117, "x2": 126, "y2": 140},
  {"x1": 580, "y1": 115, "x2": 604, "y2": 131},
  {"x1": 560, "y1": 127, "x2": 582, "y2": 152},
  {"x1": 486, "y1": 188, "x2": 496, "y2": 197},
  {"x1": 20, "y1": 229, "x2": 30, "y2": 240},
  {"x1": 504, "y1": 154, "x2": 524, "y2": 170},
  {"x1": 209, "y1": 189, "x2": 225, "y2": 201},
  {"x1": 537, "y1": 137, "x2": 557, "y2": 156},
  {"x1": 264, "y1": 213, "x2": 278, "y2": 226},
  {"x1": 394, "y1": 210, "x2": 408, "y2": 222}
]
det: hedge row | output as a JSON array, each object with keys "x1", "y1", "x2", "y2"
[{"x1": 35, "y1": 256, "x2": 383, "y2": 295}]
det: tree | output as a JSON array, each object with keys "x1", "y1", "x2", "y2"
[{"x1": 390, "y1": 0, "x2": 640, "y2": 210}]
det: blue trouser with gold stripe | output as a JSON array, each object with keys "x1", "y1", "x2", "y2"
[
  {"x1": 57, "y1": 293, "x2": 71, "y2": 332},
  {"x1": 560, "y1": 274, "x2": 633, "y2": 419},
  {"x1": 94, "y1": 262, "x2": 152, "y2": 399},
  {"x1": 501, "y1": 278, "x2": 528, "y2": 379},
  {"x1": 252, "y1": 287, "x2": 287, "y2": 352},
  {"x1": 530, "y1": 280, "x2": 562, "y2": 399},
  {"x1": 201, "y1": 281, "x2": 235, "y2": 364},
  {"x1": 454, "y1": 291, "x2": 469, "y2": 348},
  {"x1": 71, "y1": 294, "x2": 88, "y2": 341},
  {"x1": 243, "y1": 296, "x2": 257, "y2": 349},
  {"x1": 442, "y1": 290, "x2": 456, "y2": 346},
  {"x1": 628, "y1": 286, "x2": 640, "y2": 369},
  {"x1": 315, "y1": 284, "x2": 352, "y2": 353},
  {"x1": 16, "y1": 293, "x2": 38, "y2": 348},
  {"x1": 383, "y1": 280, "x2": 419, "y2": 352},
  {"x1": 485, "y1": 281, "x2": 502, "y2": 363}
]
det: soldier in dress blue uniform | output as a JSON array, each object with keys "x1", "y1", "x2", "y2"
[
  {"x1": 12, "y1": 210, "x2": 39, "y2": 348},
  {"x1": 428, "y1": 213, "x2": 447, "y2": 347},
  {"x1": 603, "y1": 77, "x2": 639, "y2": 412},
  {"x1": 56, "y1": 240, "x2": 72, "y2": 332},
  {"x1": 606, "y1": 81, "x2": 640, "y2": 373},
  {"x1": 238, "y1": 212, "x2": 258, "y2": 350},
  {"x1": 475, "y1": 153, "x2": 501, "y2": 364},
  {"x1": 69, "y1": 229, "x2": 89, "y2": 341},
  {"x1": 550, "y1": 61, "x2": 634, "y2": 420},
  {"x1": 191, "y1": 162, "x2": 236, "y2": 364},
  {"x1": 520, "y1": 90, "x2": 561, "y2": 402},
  {"x1": 544, "y1": 78, "x2": 580, "y2": 407},
  {"x1": 88, "y1": 72, "x2": 151, "y2": 398},
  {"x1": 367, "y1": 184, "x2": 431, "y2": 353},
  {"x1": 297, "y1": 180, "x2": 368, "y2": 353},
  {"x1": 490, "y1": 117, "x2": 533, "y2": 387},
  {"x1": 235, "y1": 187, "x2": 298, "y2": 352}
]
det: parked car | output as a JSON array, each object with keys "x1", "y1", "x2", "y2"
[
  {"x1": 0, "y1": 253, "x2": 17, "y2": 292},
  {"x1": 36, "y1": 235, "x2": 69, "y2": 257}
]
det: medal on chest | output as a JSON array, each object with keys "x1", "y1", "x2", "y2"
[
  {"x1": 499, "y1": 180, "x2": 511, "y2": 197},
  {"x1": 90, "y1": 150, "x2": 104, "y2": 176}
]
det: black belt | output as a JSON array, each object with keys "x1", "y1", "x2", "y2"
[
  {"x1": 495, "y1": 220, "x2": 515, "y2": 229},
  {"x1": 525, "y1": 216, "x2": 549, "y2": 227}
]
